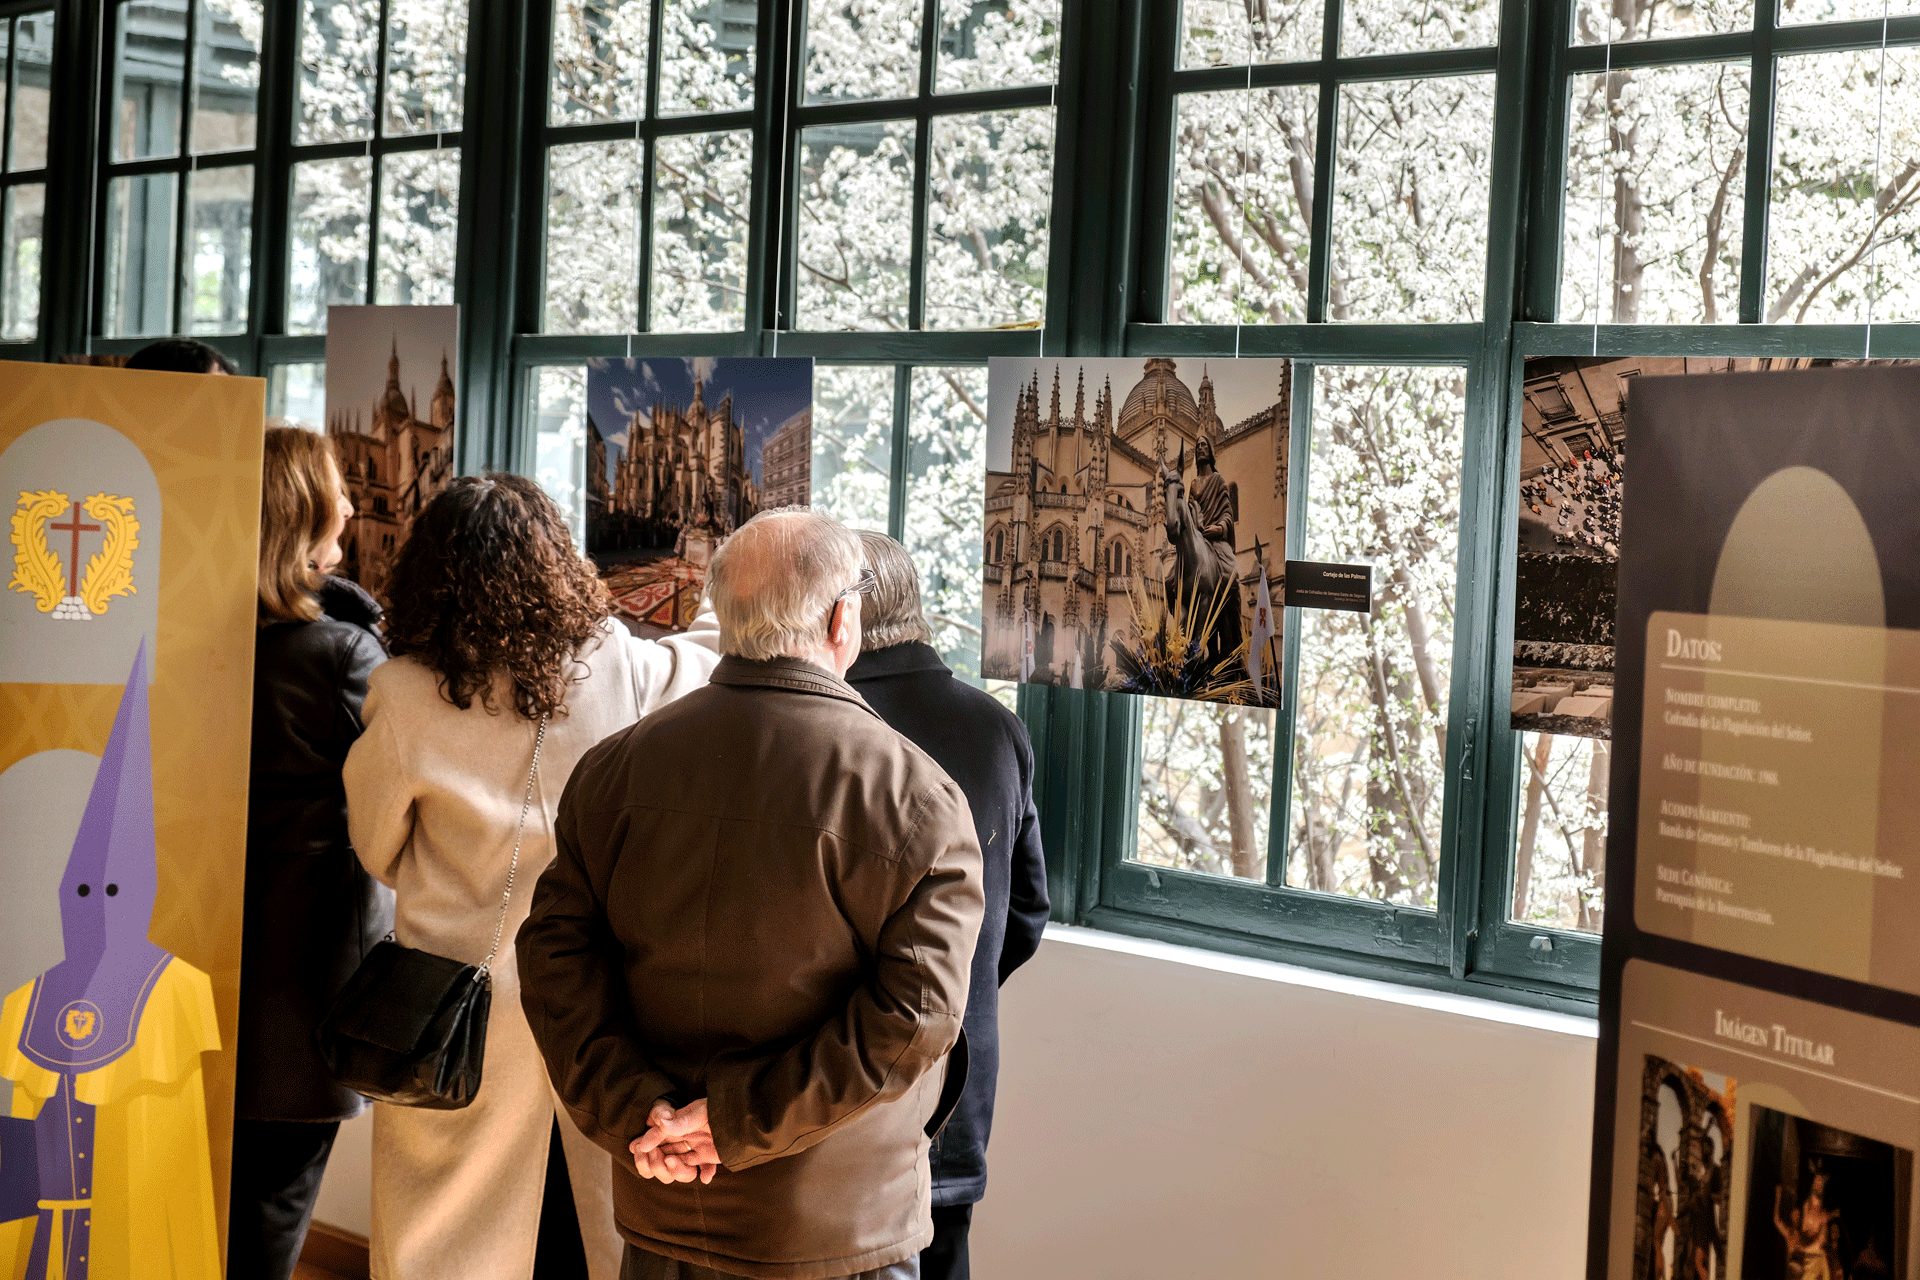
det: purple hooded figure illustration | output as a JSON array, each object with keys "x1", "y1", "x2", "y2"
[{"x1": 0, "y1": 642, "x2": 222, "y2": 1280}]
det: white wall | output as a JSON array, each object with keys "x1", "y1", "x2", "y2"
[{"x1": 312, "y1": 927, "x2": 1599, "y2": 1276}]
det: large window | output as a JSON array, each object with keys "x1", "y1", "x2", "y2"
[
  {"x1": 101, "y1": 0, "x2": 261, "y2": 339},
  {"x1": 36, "y1": 0, "x2": 1919, "y2": 1010},
  {"x1": 0, "y1": 8, "x2": 52, "y2": 345}
]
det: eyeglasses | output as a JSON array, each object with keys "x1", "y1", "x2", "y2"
[
  {"x1": 835, "y1": 566, "x2": 876, "y2": 606},
  {"x1": 828, "y1": 566, "x2": 875, "y2": 628}
]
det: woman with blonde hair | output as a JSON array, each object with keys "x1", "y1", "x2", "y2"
[
  {"x1": 232, "y1": 427, "x2": 390, "y2": 1279},
  {"x1": 343, "y1": 473, "x2": 721, "y2": 1279}
]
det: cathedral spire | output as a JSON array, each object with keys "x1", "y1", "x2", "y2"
[{"x1": 1074, "y1": 368, "x2": 1085, "y2": 426}]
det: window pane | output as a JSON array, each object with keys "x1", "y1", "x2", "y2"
[
  {"x1": 924, "y1": 108, "x2": 1053, "y2": 330},
  {"x1": 659, "y1": 0, "x2": 755, "y2": 115},
  {"x1": 1780, "y1": 0, "x2": 1920, "y2": 22},
  {"x1": 11, "y1": 13, "x2": 57, "y2": 172},
  {"x1": 385, "y1": 0, "x2": 468, "y2": 135},
  {"x1": 531, "y1": 364, "x2": 589, "y2": 543},
  {"x1": 1287, "y1": 365, "x2": 1464, "y2": 908},
  {"x1": 1560, "y1": 63, "x2": 1749, "y2": 325},
  {"x1": 796, "y1": 121, "x2": 915, "y2": 330},
  {"x1": 1169, "y1": 86, "x2": 1316, "y2": 324},
  {"x1": 115, "y1": 0, "x2": 186, "y2": 161},
  {"x1": 377, "y1": 147, "x2": 459, "y2": 305},
  {"x1": 804, "y1": 0, "x2": 920, "y2": 104},
  {"x1": 105, "y1": 172, "x2": 179, "y2": 337},
  {"x1": 1134, "y1": 699, "x2": 1277, "y2": 882},
  {"x1": 652, "y1": 130, "x2": 750, "y2": 331},
  {"x1": 550, "y1": 0, "x2": 648, "y2": 124},
  {"x1": 1343, "y1": 0, "x2": 1498, "y2": 55},
  {"x1": 1573, "y1": 0, "x2": 1753, "y2": 43},
  {"x1": 193, "y1": 0, "x2": 261, "y2": 153},
  {"x1": 288, "y1": 156, "x2": 371, "y2": 333},
  {"x1": 267, "y1": 361, "x2": 326, "y2": 427},
  {"x1": 1, "y1": 183, "x2": 43, "y2": 340},
  {"x1": 934, "y1": 0, "x2": 1060, "y2": 93},
  {"x1": 1332, "y1": 75, "x2": 1493, "y2": 324},
  {"x1": 1180, "y1": 0, "x2": 1321, "y2": 66},
  {"x1": 1511, "y1": 731, "x2": 1607, "y2": 934},
  {"x1": 811, "y1": 364, "x2": 894, "y2": 532},
  {"x1": 297, "y1": 0, "x2": 378, "y2": 144},
  {"x1": 905, "y1": 366, "x2": 988, "y2": 680},
  {"x1": 544, "y1": 138, "x2": 640, "y2": 333},
  {"x1": 1767, "y1": 49, "x2": 1920, "y2": 325},
  {"x1": 184, "y1": 164, "x2": 252, "y2": 334}
]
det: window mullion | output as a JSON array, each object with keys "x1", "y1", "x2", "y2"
[
  {"x1": 1305, "y1": 0, "x2": 1341, "y2": 324},
  {"x1": 1263, "y1": 359, "x2": 1314, "y2": 886},
  {"x1": 3, "y1": 16, "x2": 16, "y2": 175},
  {"x1": 636, "y1": 0, "x2": 664, "y2": 333},
  {"x1": 1737, "y1": 8, "x2": 1777, "y2": 324},
  {"x1": 886, "y1": 361, "x2": 911, "y2": 541},
  {"x1": 905, "y1": 0, "x2": 937, "y2": 333}
]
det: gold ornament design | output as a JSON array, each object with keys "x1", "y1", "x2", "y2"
[
  {"x1": 8, "y1": 488, "x2": 140, "y2": 617},
  {"x1": 9, "y1": 489, "x2": 68, "y2": 613},
  {"x1": 80, "y1": 492, "x2": 140, "y2": 615}
]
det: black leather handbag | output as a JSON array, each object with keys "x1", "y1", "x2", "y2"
[{"x1": 317, "y1": 716, "x2": 548, "y2": 1110}]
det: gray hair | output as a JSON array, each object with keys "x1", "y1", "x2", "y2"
[
  {"x1": 857, "y1": 531, "x2": 933, "y2": 652},
  {"x1": 707, "y1": 508, "x2": 864, "y2": 661}
]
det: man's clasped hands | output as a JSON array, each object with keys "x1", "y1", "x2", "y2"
[{"x1": 629, "y1": 1097, "x2": 721, "y2": 1185}]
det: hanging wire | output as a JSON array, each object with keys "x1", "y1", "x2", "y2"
[
  {"x1": 1591, "y1": 31, "x2": 1612, "y2": 358},
  {"x1": 1233, "y1": 17, "x2": 1255, "y2": 361},
  {"x1": 1862, "y1": 0, "x2": 1892, "y2": 359}
]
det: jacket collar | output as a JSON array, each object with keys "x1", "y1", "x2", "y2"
[
  {"x1": 847, "y1": 641, "x2": 951, "y2": 684},
  {"x1": 318, "y1": 575, "x2": 383, "y2": 629},
  {"x1": 708, "y1": 655, "x2": 881, "y2": 717}
]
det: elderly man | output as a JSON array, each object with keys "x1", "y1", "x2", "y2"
[
  {"x1": 845, "y1": 533, "x2": 1049, "y2": 1280},
  {"x1": 518, "y1": 509, "x2": 984, "y2": 1280}
]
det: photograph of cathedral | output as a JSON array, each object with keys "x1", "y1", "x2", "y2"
[
  {"x1": 585, "y1": 357, "x2": 812, "y2": 636},
  {"x1": 980, "y1": 357, "x2": 1290, "y2": 705},
  {"x1": 323, "y1": 304, "x2": 458, "y2": 603}
]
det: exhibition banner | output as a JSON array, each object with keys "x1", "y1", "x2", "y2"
[
  {"x1": 0, "y1": 362, "x2": 264, "y2": 1277},
  {"x1": 584, "y1": 356, "x2": 813, "y2": 637},
  {"x1": 1590, "y1": 365, "x2": 1920, "y2": 1280},
  {"x1": 324, "y1": 303, "x2": 460, "y2": 602},
  {"x1": 980, "y1": 356, "x2": 1291, "y2": 704}
]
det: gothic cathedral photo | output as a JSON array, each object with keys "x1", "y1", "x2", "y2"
[
  {"x1": 323, "y1": 305, "x2": 459, "y2": 602},
  {"x1": 585, "y1": 357, "x2": 813, "y2": 636},
  {"x1": 982, "y1": 357, "x2": 1291, "y2": 705}
]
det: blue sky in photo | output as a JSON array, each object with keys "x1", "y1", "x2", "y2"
[{"x1": 586, "y1": 357, "x2": 813, "y2": 488}]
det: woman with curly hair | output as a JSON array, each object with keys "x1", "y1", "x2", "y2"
[{"x1": 342, "y1": 474, "x2": 719, "y2": 1280}]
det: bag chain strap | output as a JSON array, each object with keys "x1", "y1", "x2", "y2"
[{"x1": 480, "y1": 713, "x2": 549, "y2": 977}]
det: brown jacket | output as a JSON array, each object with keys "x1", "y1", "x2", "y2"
[{"x1": 518, "y1": 656, "x2": 984, "y2": 1279}]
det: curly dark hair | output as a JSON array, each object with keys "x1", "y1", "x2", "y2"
[{"x1": 384, "y1": 473, "x2": 612, "y2": 720}]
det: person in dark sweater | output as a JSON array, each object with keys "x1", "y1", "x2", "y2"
[
  {"x1": 845, "y1": 532, "x2": 1050, "y2": 1280},
  {"x1": 232, "y1": 427, "x2": 390, "y2": 1279}
]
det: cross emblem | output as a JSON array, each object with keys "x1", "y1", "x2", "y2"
[{"x1": 49, "y1": 501, "x2": 100, "y2": 599}]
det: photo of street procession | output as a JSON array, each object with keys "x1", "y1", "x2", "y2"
[
  {"x1": 585, "y1": 357, "x2": 812, "y2": 635},
  {"x1": 980, "y1": 357, "x2": 1290, "y2": 706}
]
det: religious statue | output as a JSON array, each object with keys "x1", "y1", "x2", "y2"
[
  {"x1": 1157, "y1": 438, "x2": 1243, "y2": 672},
  {"x1": 1773, "y1": 1165, "x2": 1841, "y2": 1280},
  {"x1": 0, "y1": 643, "x2": 222, "y2": 1280}
]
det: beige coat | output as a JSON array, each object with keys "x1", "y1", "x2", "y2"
[{"x1": 344, "y1": 616, "x2": 720, "y2": 1280}]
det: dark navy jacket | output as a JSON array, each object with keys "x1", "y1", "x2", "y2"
[{"x1": 847, "y1": 642, "x2": 1050, "y2": 1207}]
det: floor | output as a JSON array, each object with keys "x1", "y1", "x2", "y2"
[{"x1": 294, "y1": 1265, "x2": 356, "y2": 1280}]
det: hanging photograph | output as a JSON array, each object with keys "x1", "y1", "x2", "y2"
[
  {"x1": 1510, "y1": 355, "x2": 1918, "y2": 741},
  {"x1": 1631, "y1": 1055, "x2": 1735, "y2": 1280},
  {"x1": 1742, "y1": 1105, "x2": 1910, "y2": 1280},
  {"x1": 980, "y1": 357, "x2": 1290, "y2": 705},
  {"x1": 584, "y1": 357, "x2": 814, "y2": 636},
  {"x1": 324, "y1": 304, "x2": 460, "y2": 603}
]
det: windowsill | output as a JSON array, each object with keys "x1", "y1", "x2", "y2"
[{"x1": 1040, "y1": 922, "x2": 1600, "y2": 1041}]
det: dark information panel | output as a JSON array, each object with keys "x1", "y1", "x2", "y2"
[{"x1": 1591, "y1": 366, "x2": 1920, "y2": 1280}]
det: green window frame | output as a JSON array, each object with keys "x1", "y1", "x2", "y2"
[{"x1": 25, "y1": 0, "x2": 1919, "y2": 1014}]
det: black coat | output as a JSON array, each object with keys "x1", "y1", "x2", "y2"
[
  {"x1": 237, "y1": 577, "x2": 392, "y2": 1121},
  {"x1": 847, "y1": 642, "x2": 1049, "y2": 1206}
]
